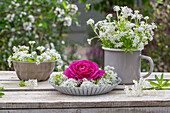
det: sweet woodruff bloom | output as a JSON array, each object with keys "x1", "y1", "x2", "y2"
[
  {"x1": 86, "y1": 18, "x2": 94, "y2": 25},
  {"x1": 86, "y1": 6, "x2": 157, "y2": 50},
  {"x1": 25, "y1": 79, "x2": 38, "y2": 88},
  {"x1": 29, "y1": 41, "x2": 35, "y2": 45},
  {"x1": 8, "y1": 43, "x2": 63, "y2": 68},
  {"x1": 124, "y1": 78, "x2": 156, "y2": 96}
]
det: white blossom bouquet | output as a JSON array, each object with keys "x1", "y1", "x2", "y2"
[
  {"x1": 49, "y1": 60, "x2": 119, "y2": 88},
  {"x1": 8, "y1": 41, "x2": 63, "y2": 68},
  {"x1": 87, "y1": 6, "x2": 157, "y2": 53}
]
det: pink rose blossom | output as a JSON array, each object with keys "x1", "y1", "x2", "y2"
[{"x1": 63, "y1": 60, "x2": 105, "y2": 80}]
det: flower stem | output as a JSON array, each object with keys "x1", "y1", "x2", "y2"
[{"x1": 1, "y1": 83, "x2": 18, "y2": 85}]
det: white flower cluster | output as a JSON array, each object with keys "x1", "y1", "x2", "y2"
[
  {"x1": 87, "y1": 6, "x2": 157, "y2": 50},
  {"x1": 8, "y1": 41, "x2": 63, "y2": 68},
  {"x1": 67, "y1": 4, "x2": 78, "y2": 15},
  {"x1": 28, "y1": 41, "x2": 35, "y2": 45},
  {"x1": 54, "y1": 3, "x2": 78, "y2": 27},
  {"x1": 5, "y1": 0, "x2": 35, "y2": 31},
  {"x1": 25, "y1": 79, "x2": 38, "y2": 88},
  {"x1": 80, "y1": 78, "x2": 99, "y2": 88},
  {"x1": 60, "y1": 78, "x2": 78, "y2": 87},
  {"x1": 87, "y1": 18, "x2": 94, "y2": 25},
  {"x1": 36, "y1": 46, "x2": 45, "y2": 52},
  {"x1": 23, "y1": 22, "x2": 32, "y2": 31},
  {"x1": 98, "y1": 66, "x2": 118, "y2": 87},
  {"x1": 36, "y1": 48, "x2": 62, "y2": 65},
  {"x1": 63, "y1": 16, "x2": 72, "y2": 26},
  {"x1": 54, "y1": 7, "x2": 65, "y2": 17},
  {"x1": 4, "y1": 14, "x2": 15, "y2": 22},
  {"x1": 49, "y1": 66, "x2": 118, "y2": 88},
  {"x1": 49, "y1": 72, "x2": 68, "y2": 85},
  {"x1": 124, "y1": 78, "x2": 156, "y2": 96}
]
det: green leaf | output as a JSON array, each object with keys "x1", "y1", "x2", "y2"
[
  {"x1": 124, "y1": 49, "x2": 128, "y2": 54},
  {"x1": 142, "y1": 87, "x2": 155, "y2": 90},
  {"x1": 33, "y1": 54, "x2": 37, "y2": 61},
  {"x1": 0, "y1": 87, "x2": 4, "y2": 98},
  {"x1": 0, "y1": 92, "x2": 5, "y2": 97},
  {"x1": 86, "y1": 4, "x2": 91, "y2": 11},
  {"x1": 129, "y1": 49, "x2": 133, "y2": 54},
  {"x1": 62, "y1": 1, "x2": 67, "y2": 9},
  {"x1": 0, "y1": 87, "x2": 4, "y2": 91},
  {"x1": 162, "y1": 80, "x2": 170, "y2": 87},
  {"x1": 155, "y1": 75, "x2": 161, "y2": 85},
  {"x1": 41, "y1": 22, "x2": 47, "y2": 29},
  {"x1": 162, "y1": 83, "x2": 170, "y2": 87},
  {"x1": 19, "y1": 80, "x2": 25, "y2": 87},
  {"x1": 148, "y1": 81, "x2": 160, "y2": 87},
  {"x1": 160, "y1": 73, "x2": 164, "y2": 84},
  {"x1": 27, "y1": 58, "x2": 34, "y2": 62}
]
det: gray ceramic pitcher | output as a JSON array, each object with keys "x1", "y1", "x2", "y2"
[{"x1": 103, "y1": 47, "x2": 154, "y2": 84}]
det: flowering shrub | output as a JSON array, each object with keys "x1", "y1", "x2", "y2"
[
  {"x1": 8, "y1": 41, "x2": 63, "y2": 69},
  {"x1": 0, "y1": 0, "x2": 79, "y2": 70},
  {"x1": 87, "y1": 6, "x2": 157, "y2": 53},
  {"x1": 49, "y1": 61, "x2": 119, "y2": 87}
]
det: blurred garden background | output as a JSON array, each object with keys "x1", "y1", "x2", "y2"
[{"x1": 0, "y1": 0, "x2": 169, "y2": 72}]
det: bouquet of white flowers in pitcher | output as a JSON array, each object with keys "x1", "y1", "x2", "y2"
[{"x1": 87, "y1": 6, "x2": 157, "y2": 53}]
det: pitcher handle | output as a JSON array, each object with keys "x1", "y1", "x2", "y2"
[{"x1": 140, "y1": 55, "x2": 154, "y2": 78}]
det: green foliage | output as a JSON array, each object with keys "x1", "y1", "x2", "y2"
[
  {"x1": 0, "y1": 87, "x2": 5, "y2": 98},
  {"x1": 146, "y1": 73, "x2": 170, "y2": 90},
  {"x1": 142, "y1": 0, "x2": 170, "y2": 72},
  {"x1": 19, "y1": 80, "x2": 26, "y2": 87},
  {"x1": 79, "y1": 0, "x2": 150, "y2": 14},
  {"x1": 0, "y1": 0, "x2": 79, "y2": 70}
]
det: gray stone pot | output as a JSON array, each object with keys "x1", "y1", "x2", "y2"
[
  {"x1": 13, "y1": 61, "x2": 55, "y2": 81},
  {"x1": 103, "y1": 47, "x2": 154, "y2": 84}
]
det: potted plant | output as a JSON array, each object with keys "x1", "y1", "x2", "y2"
[
  {"x1": 8, "y1": 41, "x2": 63, "y2": 81},
  {"x1": 87, "y1": 6, "x2": 157, "y2": 84}
]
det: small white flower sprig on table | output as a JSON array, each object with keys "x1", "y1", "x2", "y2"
[
  {"x1": 124, "y1": 73, "x2": 170, "y2": 96},
  {"x1": 8, "y1": 41, "x2": 63, "y2": 68},
  {"x1": 87, "y1": 6, "x2": 157, "y2": 53},
  {"x1": 19, "y1": 79, "x2": 38, "y2": 88},
  {"x1": 1, "y1": 79, "x2": 38, "y2": 97}
]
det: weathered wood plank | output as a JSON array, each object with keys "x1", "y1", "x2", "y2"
[
  {"x1": 0, "y1": 81, "x2": 170, "y2": 91},
  {"x1": 0, "y1": 90, "x2": 170, "y2": 109},
  {"x1": 0, "y1": 81, "x2": 125, "y2": 91},
  {"x1": 0, "y1": 81, "x2": 54, "y2": 91},
  {"x1": 0, "y1": 71, "x2": 18, "y2": 81},
  {"x1": 1, "y1": 107, "x2": 170, "y2": 113},
  {"x1": 0, "y1": 109, "x2": 77, "y2": 113},
  {"x1": 0, "y1": 71, "x2": 170, "y2": 81}
]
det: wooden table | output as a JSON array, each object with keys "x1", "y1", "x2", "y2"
[{"x1": 0, "y1": 71, "x2": 170, "y2": 113}]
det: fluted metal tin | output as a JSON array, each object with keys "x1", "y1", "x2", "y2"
[{"x1": 49, "y1": 77, "x2": 121, "y2": 96}]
